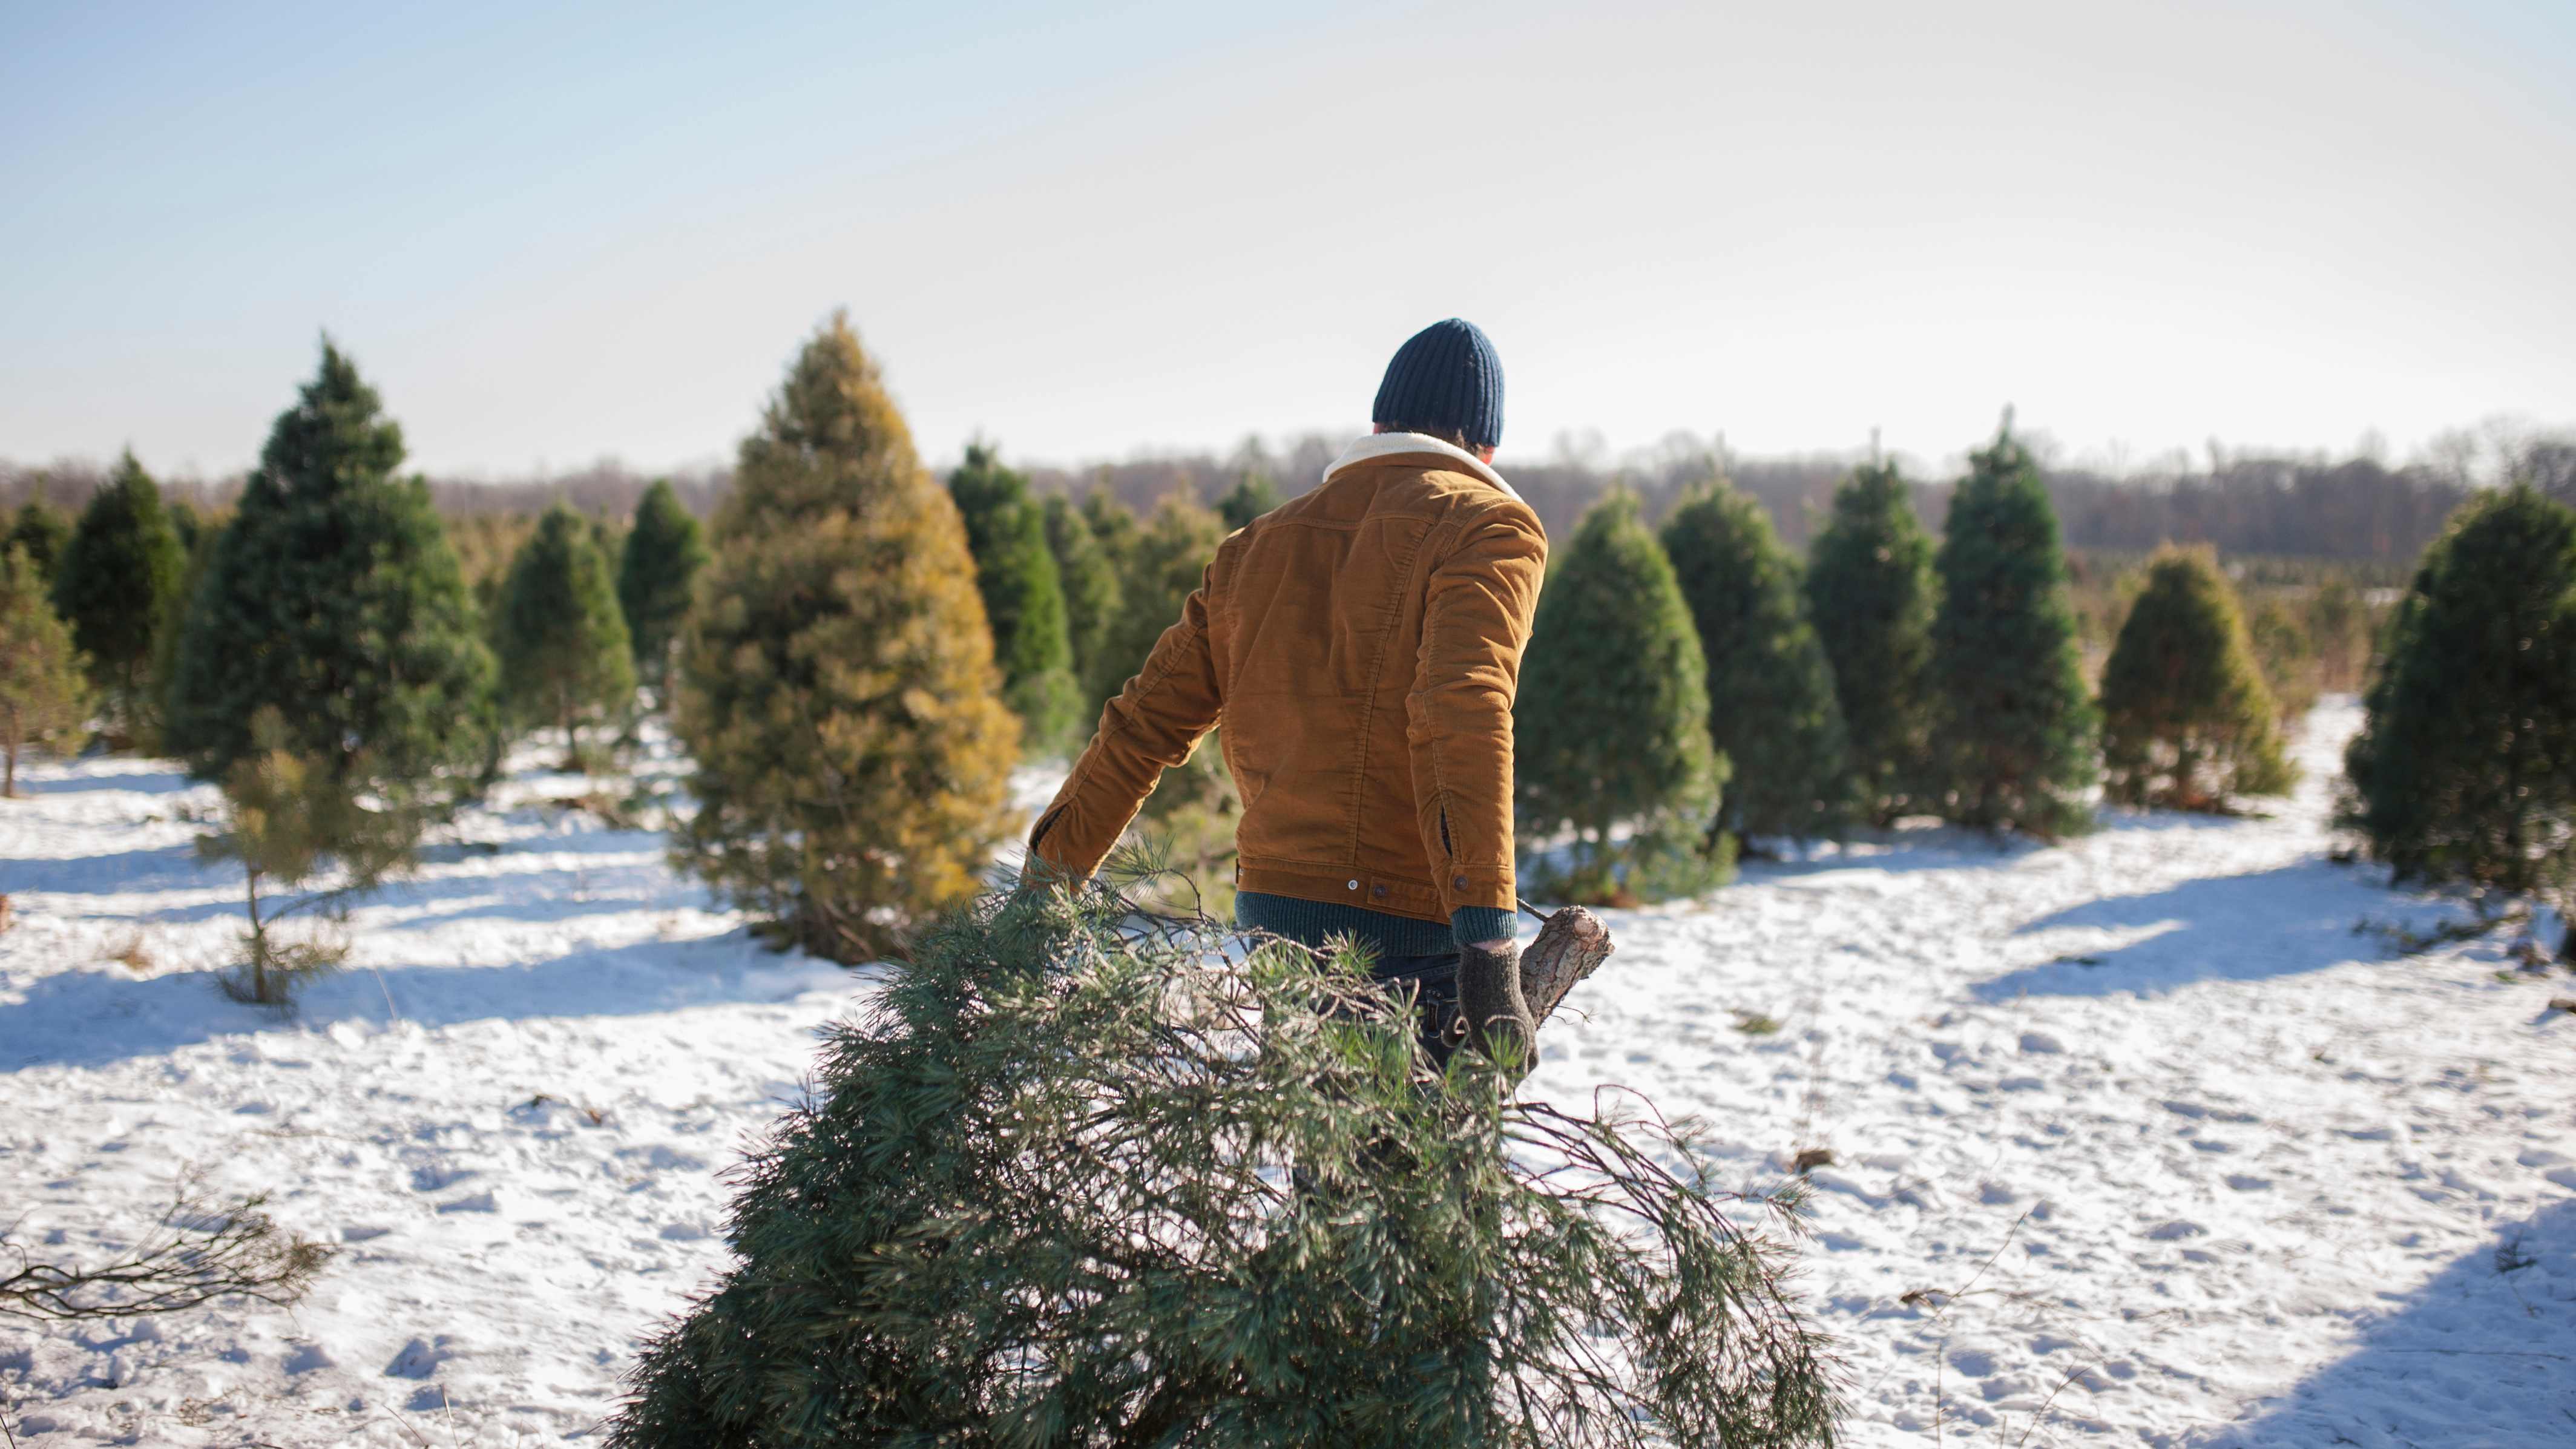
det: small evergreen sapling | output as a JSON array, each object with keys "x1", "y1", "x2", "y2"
[
  {"x1": 0, "y1": 547, "x2": 89, "y2": 797},
  {"x1": 53, "y1": 450, "x2": 187, "y2": 743},
  {"x1": 2342, "y1": 487, "x2": 2576, "y2": 902},
  {"x1": 615, "y1": 478, "x2": 709, "y2": 702},
  {"x1": 949, "y1": 444, "x2": 1080, "y2": 751},
  {"x1": 1804, "y1": 461, "x2": 1938, "y2": 824},
  {"x1": 497, "y1": 503, "x2": 637, "y2": 767},
  {"x1": 608, "y1": 865, "x2": 1839, "y2": 1448},
  {"x1": 1659, "y1": 481, "x2": 1852, "y2": 847},
  {"x1": 672, "y1": 312, "x2": 1019, "y2": 962},
  {"x1": 1515, "y1": 491, "x2": 1729, "y2": 904},
  {"x1": 1041, "y1": 491, "x2": 1122, "y2": 692},
  {"x1": 2098, "y1": 547, "x2": 2293, "y2": 812},
  {"x1": 1927, "y1": 426, "x2": 2100, "y2": 838},
  {"x1": 198, "y1": 709, "x2": 415, "y2": 1007}
]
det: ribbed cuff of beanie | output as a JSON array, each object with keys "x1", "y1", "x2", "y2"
[{"x1": 1451, "y1": 905, "x2": 1519, "y2": 950}]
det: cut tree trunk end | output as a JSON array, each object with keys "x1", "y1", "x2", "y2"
[{"x1": 1521, "y1": 905, "x2": 1615, "y2": 1025}]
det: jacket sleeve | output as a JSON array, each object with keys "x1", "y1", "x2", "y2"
[
  {"x1": 1405, "y1": 501, "x2": 1548, "y2": 924},
  {"x1": 1025, "y1": 565, "x2": 1223, "y2": 882}
]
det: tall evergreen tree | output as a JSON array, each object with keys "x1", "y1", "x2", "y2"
[
  {"x1": 672, "y1": 312, "x2": 1019, "y2": 962},
  {"x1": 1042, "y1": 492, "x2": 1121, "y2": 693},
  {"x1": 6, "y1": 501, "x2": 71, "y2": 586},
  {"x1": 948, "y1": 444, "x2": 1080, "y2": 751},
  {"x1": 2343, "y1": 488, "x2": 2576, "y2": 899},
  {"x1": 1927, "y1": 426, "x2": 2099, "y2": 838},
  {"x1": 615, "y1": 478, "x2": 709, "y2": 700},
  {"x1": 1660, "y1": 481, "x2": 1851, "y2": 846},
  {"x1": 0, "y1": 547, "x2": 88, "y2": 797},
  {"x1": 1516, "y1": 491, "x2": 1729, "y2": 904},
  {"x1": 497, "y1": 503, "x2": 636, "y2": 762},
  {"x1": 2098, "y1": 547, "x2": 2293, "y2": 812},
  {"x1": 165, "y1": 341, "x2": 493, "y2": 815},
  {"x1": 53, "y1": 450, "x2": 186, "y2": 740},
  {"x1": 1805, "y1": 461, "x2": 1939, "y2": 824}
]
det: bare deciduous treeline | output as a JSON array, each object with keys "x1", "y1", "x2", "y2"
[{"x1": 8, "y1": 421, "x2": 2568, "y2": 563}]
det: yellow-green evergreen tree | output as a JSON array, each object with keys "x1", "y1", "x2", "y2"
[
  {"x1": 672, "y1": 313, "x2": 1018, "y2": 961},
  {"x1": 2098, "y1": 546, "x2": 2293, "y2": 812},
  {"x1": 0, "y1": 547, "x2": 88, "y2": 797}
]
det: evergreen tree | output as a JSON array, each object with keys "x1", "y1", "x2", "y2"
[
  {"x1": 7, "y1": 500, "x2": 71, "y2": 586},
  {"x1": 1804, "y1": 461, "x2": 1939, "y2": 824},
  {"x1": 948, "y1": 444, "x2": 1080, "y2": 750},
  {"x1": 2243, "y1": 597, "x2": 2322, "y2": 724},
  {"x1": 1081, "y1": 485, "x2": 1141, "y2": 574},
  {"x1": 1927, "y1": 427, "x2": 2099, "y2": 838},
  {"x1": 166, "y1": 499, "x2": 204, "y2": 553},
  {"x1": 1217, "y1": 469, "x2": 1283, "y2": 530},
  {"x1": 1041, "y1": 492, "x2": 1122, "y2": 694},
  {"x1": 1660, "y1": 481, "x2": 1851, "y2": 846},
  {"x1": 0, "y1": 547, "x2": 88, "y2": 797},
  {"x1": 2306, "y1": 575, "x2": 2373, "y2": 692},
  {"x1": 1082, "y1": 493, "x2": 1223, "y2": 719},
  {"x1": 144, "y1": 528, "x2": 218, "y2": 754},
  {"x1": 1083, "y1": 494, "x2": 1235, "y2": 904},
  {"x1": 2098, "y1": 547, "x2": 2293, "y2": 812},
  {"x1": 52, "y1": 450, "x2": 186, "y2": 740},
  {"x1": 164, "y1": 341, "x2": 493, "y2": 820},
  {"x1": 615, "y1": 479, "x2": 709, "y2": 701},
  {"x1": 610, "y1": 873, "x2": 1838, "y2": 1448},
  {"x1": 197, "y1": 708, "x2": 413, "y2": 1006},
  {"x1": 496, "y1": 504, "x2": 636, "y2": 764},
  {"x1": 672, "y1": 312, "x2": 1018, "y2": 962},
  {"x1": 1516, "y1": 491, "x2": 1729, "y2": 903},
  {"x1": 2343, "y1": 487, "x2": 2576, "y2": 898}
]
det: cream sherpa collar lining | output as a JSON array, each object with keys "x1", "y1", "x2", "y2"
[{"x1": 1322, "y1": 432, "x2": 1522, "y2": 502}]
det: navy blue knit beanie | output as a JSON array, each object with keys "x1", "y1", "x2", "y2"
[{"x1": 1372, "y1": 318, "x2": 1504, "y2": 450}]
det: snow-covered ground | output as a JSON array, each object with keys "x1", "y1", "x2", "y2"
[{"x1": 2, "y1": 702, "x2": 2571, "y2": 1446}]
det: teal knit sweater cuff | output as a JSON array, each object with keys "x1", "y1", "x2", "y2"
[
  {"x1": 1234, "y1": 892, "x2": 1521, "y2": 962},
  {"x1": 1450, "y1": 905, "x2": 1520, "y2": 948}
]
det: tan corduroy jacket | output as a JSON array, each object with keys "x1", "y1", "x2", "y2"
[{"x1": 1027, "y1": 432, "x2": 1549, "y2": 926}]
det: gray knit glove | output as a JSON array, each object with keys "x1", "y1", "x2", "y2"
[{"x1": 1456, "y1": 939, "x2": 1539, "y2": 1076}]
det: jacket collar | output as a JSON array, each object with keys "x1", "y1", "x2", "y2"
[{"x1": 1323, "y1": 432, "x2": 1522, "y2": 503}]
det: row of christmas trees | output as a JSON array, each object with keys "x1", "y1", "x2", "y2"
[
  {"x1": 1506, "y1": 429, "x2": 2279, "y2": 902},
  {"x1": 4, "y1": 310, "x2": 2570, "y2": 982},
  {"x1": 2, "y1": 432, "x2": 713, "y2": 781}
]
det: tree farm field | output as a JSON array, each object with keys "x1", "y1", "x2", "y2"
[{"x1": 4, "y1": 701, "x2": 2572, "y2": 1447}]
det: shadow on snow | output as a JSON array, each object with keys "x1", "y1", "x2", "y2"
[
  {"x1": 2198, "y1": 1197, "x2": 2576, "y2": 1445},
  {"x1": 1971, "y1": 861, "x2": 2457, "y2": 1000},
  {"x1": 0, "y1": 930, "x2": 866, "y2": 1073}
]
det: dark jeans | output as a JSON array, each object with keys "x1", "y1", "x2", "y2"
[{"x1": 1367, "y1": 949, "x2": 1465, "y2": 1070}]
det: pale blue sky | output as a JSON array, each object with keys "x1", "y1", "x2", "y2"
[{"x1": 5, "y1": 1, "x2": 2571, "y2": 479}]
